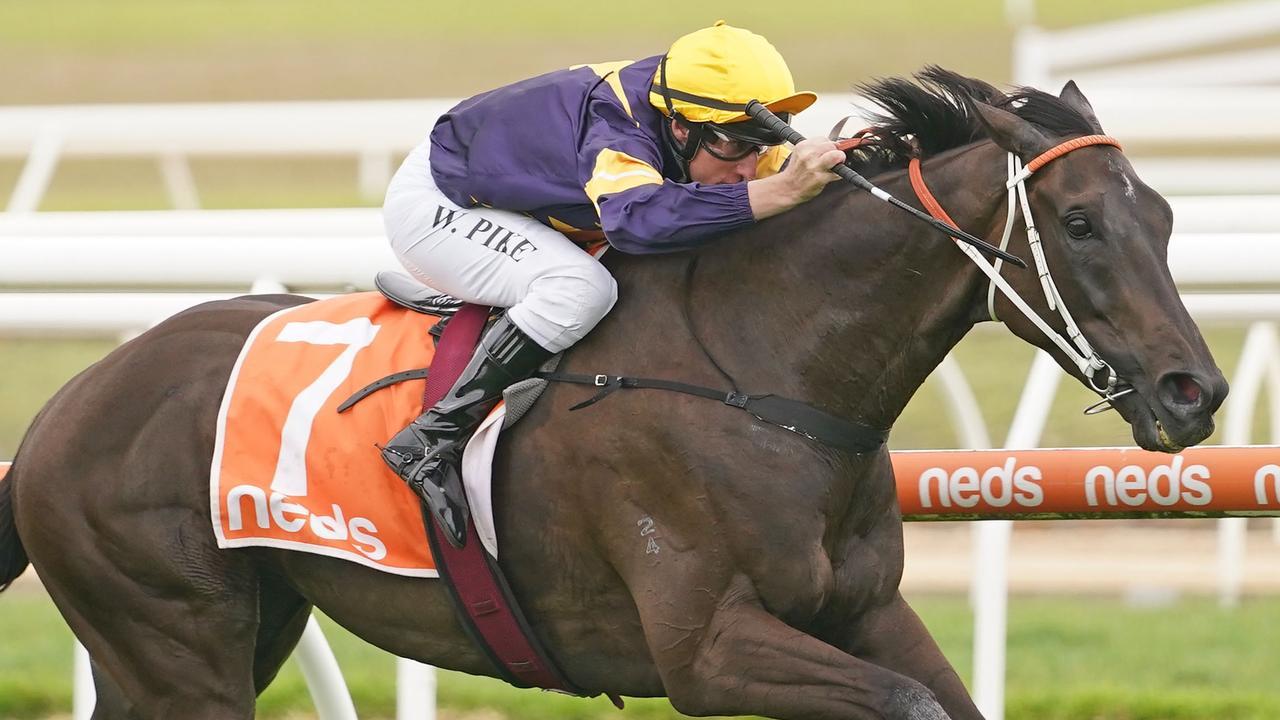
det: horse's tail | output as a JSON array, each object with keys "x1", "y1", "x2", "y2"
[{"x1": 0, "y1": 459, "x2": 29, "y2": 592}]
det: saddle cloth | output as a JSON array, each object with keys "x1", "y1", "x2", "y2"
[{"x1": 210, "y1": 292, "x2": 509, "y2": 576}]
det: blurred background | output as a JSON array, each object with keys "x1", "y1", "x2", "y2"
[{"x1": 2, "y1": 0, "x2": 1280, "y2": 718}]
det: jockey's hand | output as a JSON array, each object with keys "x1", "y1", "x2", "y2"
[{"x1": 748, "y1": 138, "x2": 847, "y2": 220}]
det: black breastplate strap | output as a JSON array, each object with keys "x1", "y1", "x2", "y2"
[{"x1": 537, "y1": 372, "x2": 888, "y2": 454}]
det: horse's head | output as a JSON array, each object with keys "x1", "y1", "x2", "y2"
[{"x1": 970, "y1": 81, "x2": 1227, "y2": 452}]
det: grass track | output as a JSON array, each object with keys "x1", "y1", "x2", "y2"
[{"x1": 3, "y1": 590, "x2": 1279, "y2": 719}]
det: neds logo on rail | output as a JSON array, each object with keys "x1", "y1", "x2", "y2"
[{"x1": 916, "y1": 455, "x2": 1214, "y2": 509}]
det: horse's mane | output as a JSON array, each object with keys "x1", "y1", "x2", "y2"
[{"x1": 845, "y1": 66, "x2": 1097, "y2": 175}]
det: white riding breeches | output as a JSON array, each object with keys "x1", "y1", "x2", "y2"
[{"x1": 382, "y1": 141, "x2": 618, "y2": 353}]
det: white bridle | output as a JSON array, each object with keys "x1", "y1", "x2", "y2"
[{"x1": 906, "y1": 133, "x2": 1134, "y2": 413}]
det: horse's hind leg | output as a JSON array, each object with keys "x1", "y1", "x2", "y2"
[
  {"x1": 41, "y1": 550, "x2": 262, "y2": 719},
  {"x1": 24, "y1": 493, "x2": 263, "y2": 719},
  {"x1": 38, "y1": 547, "x2": 262, "y2": 719}
]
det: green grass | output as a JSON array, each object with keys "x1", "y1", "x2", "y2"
[
  {"x1": 4, "y1": 590, "x2": 1280, "y2": 719},
  {"x1": 0, "y1": 0, "x2": 1217, "y2": 48},
  {"x1": 0, "y1": 0, "x2": 1221, "y2": 104}
]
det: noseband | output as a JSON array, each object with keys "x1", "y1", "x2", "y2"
[{"x1": 904, "y1": 134, "x2": 1134, "y2": 413}]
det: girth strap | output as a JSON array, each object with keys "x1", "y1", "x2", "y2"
[
  {"x1": 415, "y1": 304, "x2": 592, "y2": 699},
  {"x1": 538, "y1": 371, "x2": 888, "y2": 454}
]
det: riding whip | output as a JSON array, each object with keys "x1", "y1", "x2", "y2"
[{"x1": 745, "y1": 100, "x2": 1028, "y2": 268}]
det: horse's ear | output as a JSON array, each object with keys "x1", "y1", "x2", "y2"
[
  {"x1": 971, "y1": 101, "x2": 1054, "y2": 158},
  {"x1": 1059, "y1": 80, "x2": 1104, "y2": 133}
]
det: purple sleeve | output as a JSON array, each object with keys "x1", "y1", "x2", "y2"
[
  {"x1": 597, "y1": 181, "x2": 755, "y2": 254},
  {"x1": 578, "y1": 95, "x2": 757, "y2": 255}
]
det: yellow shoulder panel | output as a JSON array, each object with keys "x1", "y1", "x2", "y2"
[
  {"x1": 584, "y1": 149, "x2": 663, "y2": 211},
  {"x1": 571, "y1": 61, "x2": 637, "y2": 123}
]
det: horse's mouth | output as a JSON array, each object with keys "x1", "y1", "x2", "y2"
[
  {"x1": 1112, "y1": 381, "x2": 1217, "y2": 454},
  {"x1": 1155, "y1": 421, "x2": 1186, "y2": 452}
]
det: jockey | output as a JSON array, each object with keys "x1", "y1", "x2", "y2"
[{"x1": 381, "y1": 20, "x2": 846, "y2": 547}]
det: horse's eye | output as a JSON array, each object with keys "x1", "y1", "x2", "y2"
[{"x1": 1065, "y1": 215, "x2": 1092, "y2": 239}]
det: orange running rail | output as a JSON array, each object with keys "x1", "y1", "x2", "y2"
[
  {"x1": 5, "y1": 449, "x2": 1279, "y2": 522},
  {"x1": 894, "y1": 445, "x2": 1280, "y2": 521}
]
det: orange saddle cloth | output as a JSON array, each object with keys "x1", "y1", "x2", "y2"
[{"x1": 210, "y1": 292, "x2": 445, "y2": 576}]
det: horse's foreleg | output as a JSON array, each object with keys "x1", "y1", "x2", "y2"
[
  {"x1": 839, "y1": 592, "x2": 985, "y2": 720},
  {"x1": 641, "y1": 575, "x2": 949, "y2": 720}
]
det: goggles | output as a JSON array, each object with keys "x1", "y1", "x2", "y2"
[{"x1": 701, "y1": 118, "x2": 788, "y2": 162}]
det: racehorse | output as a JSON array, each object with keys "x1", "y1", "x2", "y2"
[{"x1": 0, "y1": 69, "x2": 1226, "y2": 719}]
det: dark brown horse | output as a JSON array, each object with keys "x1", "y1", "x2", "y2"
[{"x1": 0, "y1": 70, "x2": 1226, "y2": 719}]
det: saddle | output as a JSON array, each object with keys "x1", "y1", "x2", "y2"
[
  {"x1": 339, "y1": 273, "x2": 551, "y2": 419},
  {"x1": 374, "y1": 272, "x2": 464, "y2": 316}
]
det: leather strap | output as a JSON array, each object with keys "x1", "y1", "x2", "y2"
[
  {"x1": 1026, "y1": 134, "x2": 1121, "y2": 173},
  {"x1": 908, "y1": 157, "x2": 958, "y2": 227},
  {"x1": 417, "y1": 303, "x2": 588, "y2": 696},
  {"x1": 539, "y1": 371, "x2": 888, "y2": 455},
  {"x1": 336, "y1": 368, "x2": 429, "y2": 413}
]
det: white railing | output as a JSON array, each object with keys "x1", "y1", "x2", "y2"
[
  {"x1": 6, "y1": 80, "x2": 1280, "y2": 217},
  {"x1": 5, "y1": 192, "x2": 1276, "y2": 236},
  {"x1": 1009, "y1": 0, "x2": 1280, "y2": 88},
  {"x1": 0, "y1": 99, "x2": 457, "y2": 211}
]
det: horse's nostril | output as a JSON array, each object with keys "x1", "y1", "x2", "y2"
[
  {"x1": 1175, "y1": 374, "x2": 1202, "y2": 404},
  {"x1": 1162, "y1": 372, "x2": 1205, "y2": 407}
]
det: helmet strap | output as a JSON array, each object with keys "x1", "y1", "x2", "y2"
[
  {"x1": 660, "y1": 117, "x2": 704, "y2": 182},
  {"x1": 657, "y1": 54, "x2": 705, "y2": 181}
]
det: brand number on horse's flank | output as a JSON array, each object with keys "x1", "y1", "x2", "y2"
[{"x1": 638, "y1": 516, "x2": 660, "y2": 554}]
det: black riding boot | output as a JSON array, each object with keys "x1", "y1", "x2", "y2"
[{"x1": 381, "y1": 314, "x2": 551, "y2": 547}]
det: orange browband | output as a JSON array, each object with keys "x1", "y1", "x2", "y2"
[
  {"x1": 1025, "y1": 134, "x2": 1122, "y2": 173},
  {"x1": 907, "y1": 134, "x2": 1124, "y2": 226}
]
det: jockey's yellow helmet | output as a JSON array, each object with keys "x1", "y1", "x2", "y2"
[{"x1": 649, "y1": 21, "x2": 817, "y2": 126}]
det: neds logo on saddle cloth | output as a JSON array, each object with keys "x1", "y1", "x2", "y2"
[{"x1": 210, "y1": 293, "x2": 441, "y2": 576}]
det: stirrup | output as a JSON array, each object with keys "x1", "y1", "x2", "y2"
[{"x1": 397, "y1": 450, "x2": 470, "y2": 548}]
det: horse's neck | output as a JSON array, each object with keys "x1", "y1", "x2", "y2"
[{"x1": 686, "y1": 141, "x2": 1010, "y2": 432}]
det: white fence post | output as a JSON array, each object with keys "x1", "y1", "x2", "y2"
[
  {"x1": 7, "y1": 123, "x2": 64, "y2": 213},
  {"x1": 1218, "y1": 322, "x2": 1280, "y2": 606},
  {"x1": 295, "y1": 616, "x2": 359, "y2": 720},
  {"x1": 971, "y1": 350, "x2": 1062, "y2": 720},
  {"x1": 72, "y1": 641, "x2": 93, "y2": 720},
  {"x1": 396, "y1": 658, "x2": 437, "y2": 720},
  {"x1": 158, "y1": 152, "x2": 200, "y2": 210},
  {"x1": 359, "y1": 149, "x2": 394, "y2": 202}
]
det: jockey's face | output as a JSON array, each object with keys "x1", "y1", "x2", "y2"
[{"x1": 672, "y1": 120, "x2": 760, "y2": 184}]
